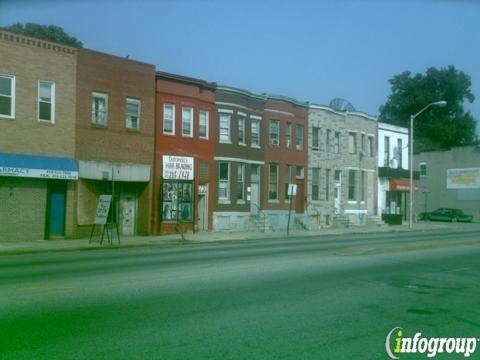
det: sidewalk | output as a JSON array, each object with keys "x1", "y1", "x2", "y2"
[{"x1": 0, "y1": 221, "x2": 473, "y2": 256}]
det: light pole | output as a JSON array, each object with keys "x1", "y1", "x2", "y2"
[{"x1": 409, "y1": 100, "x2": 447, "y2": 229}]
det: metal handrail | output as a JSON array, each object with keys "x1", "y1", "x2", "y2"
[{"x1": 251, "y1": 203, "x2": 267, "y2": 232}]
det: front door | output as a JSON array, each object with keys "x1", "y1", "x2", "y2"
[
  {"x1": 334, "y1": 170, "x2": 342, "y2": 214},
  {"x1": 250, "y1": 183, "x2": 260, "y2": 214},
  {"x1": 295, "y1": 183, "x2": 304, "y2": 214},
  {"x1": 49, "y1": 192, "x2": 65, "y2": 237},
  {"x1": 120, "y1": 193, "x2": 135, "y2": 235},
  {"x1": 198, "y1": 193, "x2": 207, "y2": 231}
]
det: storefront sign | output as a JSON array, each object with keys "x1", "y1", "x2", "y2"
[
  {"x1": 389, "y1": 178, "x2": 417, "y2": 191},
  {"x1": 447, "y1": 168, "x2": 480, "y2": 189},
  {"x1": 94, "y1": 195, "x2": 112, "y2": 225},
  {"x1": 162, "y1": 156, "x2": 194, "y2": 180},
  {"x1": 0, "y1": 166, "x2": 78, "y2": 180}
]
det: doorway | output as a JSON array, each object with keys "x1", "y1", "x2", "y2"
[
  {"x1": 46, "y1": 181, "x2": 66, "y2": 239},
  {"x1": 334, "y1": 170, "x2": 342, "y2": 214},
  {"x1": 295, "y1": 183, "x2": 304, "y2": 213},
  {"x1": 198, "y1": 186, "x2": 208, "y2": 231},
  {"x1": 120, "y1": 193, "x2": 136, "y2": 235}
]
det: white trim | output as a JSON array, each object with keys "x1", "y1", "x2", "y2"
[
  {"x1": 37, "y1": 80, "x2": 55, "y2": 124},
  {"x1": 0, "y1": 74, "x2": 15, "y2": 119},
  {"x1": 215, "y1": 102, "x2": 255, "y2": 112},
  {"x1": 344, "y1": 209, "x2": 368, "y2": 214},
  {"x1": 163, "y1": 103, "x2": 175, "y2": 135},
  {"x1": 308, "y1": 104, "x2": 377, "y2": 121},
  {"x1": 344, "y1": 167, "x2": 375, "y2": 173},
  {"x1": 199, "y1": 109, "x2": 209, "y2": 139},
  {"x1": 219, "y1": 111, "x2": 231, "y2": 142},
  {"x1": 91, "y1": 91, "x2": 108, "y2": 126},
  {"x1": 264, "y1": 108, "x2": 295, "y2": 117},
  {"x1": 250, "y1": 115, "x2": 262, "y2": 120},
  {"x1": 218, "y1": 108, "x2": 234, "y2": 114},
  {"x1": 214, "y1": 156, "x2": 264, "y2": 165},
  {"x1": 237, "y1": 111, "x2": 247, "y2": 117}
]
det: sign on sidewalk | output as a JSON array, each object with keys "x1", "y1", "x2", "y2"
[{"x1": 94, "y1": 195, "x2": 112, "y2": 225}]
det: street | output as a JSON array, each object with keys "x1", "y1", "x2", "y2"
[{"x1": 1, "y1": 227, "x2": 480, "y2": 359}]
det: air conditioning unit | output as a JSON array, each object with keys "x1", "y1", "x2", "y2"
[{"x1": 271, "y1": 139, "x2": 279, "y2": 146}]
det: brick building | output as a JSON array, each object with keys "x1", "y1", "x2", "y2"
[
  {"x1": 74, "y1": 48, "x2": 155, "y2": 237},
  {"x1": 153, "y1": 72, "x2": 216, "y2": 234},
  {"x1": 0, "y1": 30, "x2": 78, "y2": 241}
]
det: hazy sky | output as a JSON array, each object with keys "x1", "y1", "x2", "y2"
[{"x1": 1, "y1": 0, "x2": 479, "y2": 133}]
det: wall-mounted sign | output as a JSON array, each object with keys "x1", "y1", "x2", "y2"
[
  {"x1": 288, "y1": 184, "x2": 297, "y2": 196},
  {"x1": 0, "y1": 167, "x2": 78, "y2": 180},
  {"x1": 94, "y1": 195, "x2": 112, "y2": 225},
  {"x1": 447, "y1": 168, "x2": 480, "y2": 189},
  {"x1": 162, "y1": 156, "x2": 194, "y2": 180}
]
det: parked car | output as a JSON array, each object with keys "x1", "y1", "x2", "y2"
[{"x1": 427, "y1": 208, "x2": 473, "y2": 222}]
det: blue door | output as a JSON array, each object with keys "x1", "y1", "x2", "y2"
[{"x1": 49, "y1": 193, "x2": 65, "y2": 236}]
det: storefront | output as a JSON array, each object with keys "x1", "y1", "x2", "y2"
[{"x1": 0, "y1": 152, "x2": 78, "y2": 241}]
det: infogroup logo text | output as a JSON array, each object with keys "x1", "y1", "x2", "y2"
[{"x1": 385, "y1": 327, "x2": 479, "y2": 359}]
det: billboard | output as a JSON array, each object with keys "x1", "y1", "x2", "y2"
[{"x1": 446, "y1": 168, "x2": 480, "y2": 189}]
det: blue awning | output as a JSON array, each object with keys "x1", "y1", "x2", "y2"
[{"x1": 0, "y1": 152, "x2": 78, "y2": 180}]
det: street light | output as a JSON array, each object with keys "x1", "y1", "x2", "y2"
[{"x1": 409, "y1": 100, "x2": 447, "y2": 229}]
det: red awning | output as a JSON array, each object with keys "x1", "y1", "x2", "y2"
[{"x1": 389, "y1": 178, "x2": 418, "y2": 191}]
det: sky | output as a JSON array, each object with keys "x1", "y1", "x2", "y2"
[{"x1": 1, "y1": 0, "x2": 479, "y2": 134}]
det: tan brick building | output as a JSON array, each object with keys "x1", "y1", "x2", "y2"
[
  {"x1": 74, "y1": 49, "x2": 155, "y2": 237},
  {"x1": 0, "y1": 30, "x2": 78, "y2": 241}
]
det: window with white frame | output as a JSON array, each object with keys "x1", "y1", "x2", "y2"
[
  {"x1": 182, "y1": 107, "x2": 193, "y2": 137},
  {"x1": 269, "y1": 120, "x2": 280, "y2": 146},
  {"x1": 286, "y1": 122, "x2": 292, "y2": 148},
  {"x1": 251, "y1": 119, "x2": 260, "y2": 147},
  {"x1": 38, "y1": 81, "x2": 55, "y2": 123},
  {"x1": 312, "y1": 167, "x2": 320, "y2": 201},
  {"x1": 296, "y1": 124, "x2": 304, "y2": 150},
  {"x1": 0, "y1": 75, "x2": 15, "y2": 118},
  {"x1": 91, "y1": 92, "x2": 108, "y2": 125},
  {"x1": 348, "y1": 132, "x2": 357, "y2": 154},
  {"x1": 163, "y1": 103, "x2": 175, "y2": 134},
  {"x1": 238, "y1": 113, "x2": 246, "y2": 145},
  {"x1": 312, "y1": 127, "x2": 320, "y2": 151},
  {"x1": 420, "y1": 162, "x2": 427, "y2": 177},
  {"x1": 218, "y1": 162, "x2": 230, "y2": 201},
  {"x1": 384, "y1": 136, "x2": 390, "y2": 166},
  {"x1": 269, "y1": 163, "x2": 279, "y2": 200},
  {"x1": 237, "y1": 163, "x2": 245, "y2": 201},
  {"x1": 219, "y1": 112, "x2": 231, "y2": 143},
  {"x1": 296, "y1": 166, "x2": 304, "y2": 179},
  {"x1": 199, "y1": 110, "x2": 209, "y2": 139},
  {"x1": 125, "y1": 97, "x2": 140, "y2": 130}
]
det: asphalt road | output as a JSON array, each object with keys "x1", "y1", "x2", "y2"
[{"x1": 1, "y1": 227, "x2": 480, "y2": 359}]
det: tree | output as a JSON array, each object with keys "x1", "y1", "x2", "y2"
[
  {"x1": 2, "y1": 22, "x2": 83, "y2": 48},
  {"x1": 379, "y1": 65, "x2": 477, "y2": 151}
]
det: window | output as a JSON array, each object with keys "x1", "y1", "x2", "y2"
[
  {"x1": 334, "y1": 170, "x2": 341, "y2": 182},
  {"x1": 218, "y1": 162, "x2": 230, "y2": 201},
  {"x1": 182, "y1": 107, "x2": 193, "y2": 137},
  {"x1": 199, "y1": 110, "x2": 209, "y2": 139},
  {"x1": 420, "y1": 162, "x2": 427, "y2": 177},
  {"x1": 368, "y1": 136, "x2": 374, "y2": 157},
  {"x1": 312, "y1": 127, "x2": 320, "y2": 151},
  {"x1": 162, "y1": 182, "x2": 193, "y2": 222},
  {"x1": 91, "y1": 92, "x2": 108, "y2": 125},
  {"x1": 251, "y1": 165, "x2": 260, "y2": 183},
  {"x1": 397, "y1": 139, "x2": 403, "y2": 168},
  {"x1": 325, "y1": 169, "x2": 330, "y2": 201},
  {"x1": 361, "y1": 134, "x2": 366, "y2": 154},
  {"x1": 312, "y1": 168, "x2": 320, "y2": 201},
  {"x1": 38, "y1": 81, "x2": 55, "y2": 123},
  {"x1": 126, "y1": 97, "x2": 140, "y2": 130},
  {"x1": 269, "y1": 120, "x2": 280, "y2": 146},
  {"x1": 284, "y1": 165, "x2": 292, "y2": 200},
  {"x1": 348, "y1": 170, "x2": 356, "y2": 201},
  {"x1": 296, "y1": 124, "x2": 304, "y2": 150},
  {"x1": 286, "y1": 122, "x2": 292, "y2": 148},
  {"x1": 269, "y1": 163, "x2": 279, "y2": 200},
  {"x1": 237, "y1": 164, "x2": 245, "y2": 201},
  {"x1": 384, "y1": 136, "x2": 390, "y2": 166},
  {"x1": 361, "y1": 171, "x2": 366, "y2": 202},
  {"x1": 251, "y1": 119, "x2": 260, "y2": 147},
  {"x1": 326, "y1": 129, "x2": 331, "y2": 152},
  {"x1": 163, "y1": 103, "x2": 175, "y2": 134},
  {"x1": 199, "y1": 162, "x2": 209, "y2": 178},
  {"x1": 348, "y1": 132, "x2": 356, "y2": 154},
  {"x1": 219, "y1": 112, "x2": 231, "y2": 143},
  {"x1": 238, "y1": 113, "x2": 246, "y2": 145},
  {"x1": 334, "y1": 132, "x2": 340, "y2": 154},
  {"x1": 296, "y1": 166, "x2": 304, "y2": 179},
  {"x1": 0, "y1": 74, "x2": 14, "y2": 118}
]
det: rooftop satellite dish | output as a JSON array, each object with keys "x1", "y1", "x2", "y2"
[{"x1": 329, "y1": 98, "x2": 355, "y2": 112}]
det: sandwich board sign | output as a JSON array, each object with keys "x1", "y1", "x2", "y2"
[{"x1": 94, "y1": 195, "x2": 112, "y2": 225}]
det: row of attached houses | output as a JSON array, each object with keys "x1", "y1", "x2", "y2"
[{"x1": 0, "y1": 30, "x2": 419, "y2": 241}]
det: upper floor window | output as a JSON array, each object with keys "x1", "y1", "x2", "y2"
[
  {"x1": 38, "y1": 81, "x2": 55, "y2": 123},
  {"x1": 238, "y1": 113, "x2": 246, "y2": 145},
  {"x1": 312, "y1": 127, "x2": 320, "y2": 151},
  {"x1": 251, "y1": 118, "x2": 261, "y2": 148},
  {"x1": 326, "y1": 129, "x2": 331, "y2": 152},
  {"x1": 384, "y1": 136, "x2": 390, "y2": 166},
  {"x1": 163, "y1": 103, "x2": 175, "y2": 135},
  {"x1": 348, "y1": 132, "x2": 356, "y2": 154},
  {"x1": 368, "y1": 136, "x2": 374, "y2": 157},
  {"x1": 182, "y1": 107, "x2": 193, "y2": 137},
  {"x1": 361, "y1": 133, "x2": 366, "y2": 154},
  {"x1": 334, "y1": 132, "x2": 341, "y2": 154},
  {"x1": 286, "y1": 122, "x2": 292, "y2": 148},
  {"x1": 0, "y1": 75, "x2": 15, "y2": 118},
  {"x1": 420, "y1": 162, "x2": 427, "y2": 177},
  {"x1": 269, "y1": 120, "x2": 280, "y2": 147},
  {"x1": 219, "y1": 112, "x2": 231, "y2": 143},
  {"x1": 126, "y1": 97, "x2": 140, "y2": 130},
  {"x1": 199, "y1": 110, "x2": 209, "y2": 139},
  {"x1": 91, "y1": 92, "x2": 108, "y2": 126},
  {"x1": 397, "y1": 138, "x2": 403, "y2": 168},
  {"x1": 296, "y1": 124, "x2": 304, "y2": 150}
]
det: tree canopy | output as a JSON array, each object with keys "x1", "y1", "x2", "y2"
[
  {"x1": 379, "y1": 65, "x2": 477, "y2": 151},
  {"x1": 2, "y1": 22, "x2": 83, "y2": 48}
]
